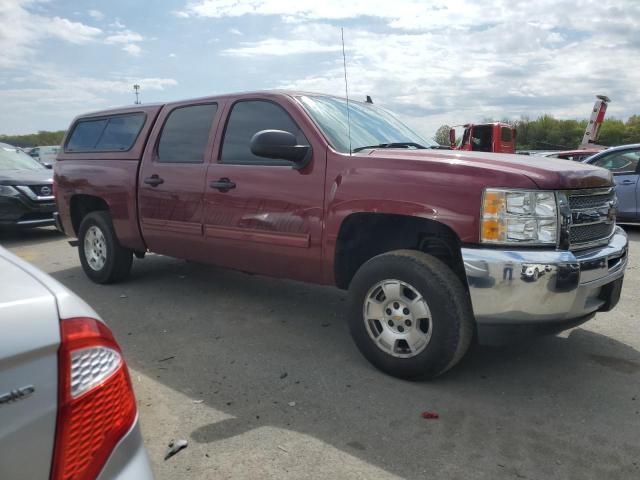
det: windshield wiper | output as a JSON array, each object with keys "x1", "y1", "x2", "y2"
[{"x1": 352, "y1": 142, "x2": 428, "y2": 153}]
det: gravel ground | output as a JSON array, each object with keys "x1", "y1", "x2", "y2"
[{"x1": 2, "y1": 226, "x2": 639, "y2": 480}]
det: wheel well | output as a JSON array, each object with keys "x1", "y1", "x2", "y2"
[
  {"x1": 70, "y1": 195, "x2": 109, "y2": 236},
  {"x1": 334, "y1": 213, "x2": 466, "y2": 289}
]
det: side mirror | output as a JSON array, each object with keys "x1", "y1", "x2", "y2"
[
  {"x1": 44, "y1": 163, "x2": 53, "y2": 169},
  {"x1": 250, "y1": 130, "x2": 310, "y2": 167},
  {"x1": 449, "y1": 128, "x2": 456, "y2": 146}
]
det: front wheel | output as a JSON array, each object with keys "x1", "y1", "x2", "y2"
[
  {"x1": 78, "y1": 211, "x2": 133, "y2": 284},
  {"x1": 348, "y1": 250, "x2": 474, "y2": 379}
]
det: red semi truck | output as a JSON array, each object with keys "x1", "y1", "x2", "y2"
[
  {"x1": 54, "y1": 91, "x2": 628, "y2": 379},
  {"x1": 449, "y1": 122, "x2": 517, "y2": 153}
]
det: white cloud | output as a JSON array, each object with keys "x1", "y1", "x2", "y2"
[
  {"x1": 229, "y1": 27, "x2": 243, "y2": 36},
  {"x1": 104, "y1": 26, "x2": 145, "y2": 56},
  {"x1": 0, "y1": 0, "x2": 102, "y2": 67},
  {"x1": 223, "y1": 38, "x2": 341, "y2": 56},
  {"x1": 179, "y1": 0, "x2": 640, "y2": 137},
  {"x1": 88, "y1": 9, "x2": 104, "y2": 21},
  {"x1": 0, "y1": 70, "x2": 177, "y2": 133},
  {"x1": 48, "y1": 17, "x2": 102, "y2": 44},
  {"x1": 172, "y1": 10, "x2": 190, "y2": 18},
  {"x1": 105, "y1": 30, "x2": 144, "y2": 44},
  {"x1": 121, "y1": 43, "x2": 142, "y2": 56},
  {"x1": 110, "y1": 19, "x2": 126, "y2": 29}
]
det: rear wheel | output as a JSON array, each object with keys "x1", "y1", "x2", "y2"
[
  {"x1": 78, "y1": 211, "x2": 133, "y2": 284},
  {"x1": 348, "y1": 250, "x2": 474, "y2": 379}
]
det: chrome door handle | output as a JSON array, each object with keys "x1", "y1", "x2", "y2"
[
  {"x1": 144, "y1": 175, "x2": 164, "y2": 187},
  {"x1": 209, "y1": 178, "x2": 236, "y2": 191}
]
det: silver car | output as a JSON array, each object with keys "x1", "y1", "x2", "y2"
[{"x1": 0, "y1": 246, "x2": 154, "y2": 480}]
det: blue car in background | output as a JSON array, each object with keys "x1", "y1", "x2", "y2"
[{"x1": 583, "y1": 143, "x2": 640, "y2": 224}]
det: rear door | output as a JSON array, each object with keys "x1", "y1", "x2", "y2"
[
  {"x1": 138, "y1": 101, "x2": 221, "y2": 258},
  {"x1": 202, "y1": 96, "x2": 326, "y2": 282},
  {"x1": 0, "y1": 257, "x2": 60, "y2": 480},
  {"x1": 591, "y1": 148, "x2": 640, "y2": 220}
]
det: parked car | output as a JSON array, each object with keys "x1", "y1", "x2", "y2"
[
  {"x1": 0, "y1": 246, "x2": 154, "y2": 480},
  {"x1": 30, "y1": 145, "x2": 61, "y2": 167},
  {"x1": 541, "y1": 149, "x2": 602, "y2": 162},
  {"x1": 0, "y1": 142, "x2": 56, "y2": 228},
  {"x1": 54, "y1": 91, "x2": 628, "y2": 379},
  {"x1": 520, "y1": 263, "x2": 546, "y2": 281},
  {"x1": 582, "y1": 143, "x2": 640, "y2": 223}
]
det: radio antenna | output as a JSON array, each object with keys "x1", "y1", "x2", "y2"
[{"x1": 341, "y1": 28, "x2": 352, "y2": 156}]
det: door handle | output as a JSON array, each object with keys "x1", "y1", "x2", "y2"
[
  {"x1": 619, "y1": 179, "x2": 635, "y2": 185},
  {"x1": 144, "y1": 175, "x2": 164, "y2": 187},
  {"x1": 209, "y1": 178, "x2": 236, "y2": 191}
]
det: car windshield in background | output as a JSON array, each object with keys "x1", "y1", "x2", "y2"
[
  {"x1": 0, "y1": 145, "x2": 45, "y2": 171},
  {"x1": 297, "y1": 95, "x2": 434, "y2": 153}
]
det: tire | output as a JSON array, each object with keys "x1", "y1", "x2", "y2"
[
  {"x1": 348, "y1": 250, "x2": 474, "y2": 379},
  {"x1": 78, "y1": 211, "x2": 133, "y2": 284}
]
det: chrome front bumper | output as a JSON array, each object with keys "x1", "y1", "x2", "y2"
[{"x1": 462, "y1": 226, "x2": 628, "y2": 326}]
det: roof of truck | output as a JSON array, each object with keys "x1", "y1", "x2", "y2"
[{"x1": 73, "y1": 90, "x2": 358, "y2": 119}]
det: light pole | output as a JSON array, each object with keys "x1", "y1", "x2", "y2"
[{"x1": 133, "y1": 84, "x2": 140, "y2": 104}]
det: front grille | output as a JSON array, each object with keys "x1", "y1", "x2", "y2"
[
  {"x1": 568, "y1": 190, "x2": 615, "y2": 210},
  {"x1": 569, "y1": 222, "x2": 614, "y2": 245},
  {"x1": 566, "y1": 188, "x2": 616, "y2": 250}
]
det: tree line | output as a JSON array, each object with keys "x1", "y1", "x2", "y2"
[
  {"x1": 434, "y1": 115, "x2": 640, "y2": 150},
  {"x1": 3, "y1": 114, "x2": 640, "y2": 150},
  {"x1": 0, "y1": 130, "x2": 66, "y2": 148}
]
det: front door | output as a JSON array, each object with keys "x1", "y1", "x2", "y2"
[
  {"x1": 202, "y1": 98, "x2": 325, "y2": 283},
  {"x1": 592, "y1": 148, "x2": 640, "y2": 221},
  {"x1": 138, "y1": 102, "x2": 220, "y2": 258}
]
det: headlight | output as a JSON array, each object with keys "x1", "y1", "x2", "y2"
[
  {"x1": 0, "y1": 185, "x2": 20, "y2": 197},
  {"x1": 481, "y1": 189, "x2": 558, "y2": 244}
]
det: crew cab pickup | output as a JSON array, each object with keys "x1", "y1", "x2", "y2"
[{"x1": 54, "y1": 91, "x2": 629, "y2": 379}]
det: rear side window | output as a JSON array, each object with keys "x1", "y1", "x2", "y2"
[
  {"x1": 221, "y1": 100, "x2": 308, "y2": 165},
  {"x1": 501, "y1": 127, "x2": 512, "y2": 142},
  {"x1": 157, "y1": 104, "x2": 218, "y2": 163},
  {"x1": 66, "y1": 113, "x2": 145, "y2": 152}
]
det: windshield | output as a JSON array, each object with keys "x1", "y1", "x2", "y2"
[
  {"x1": 296, "y1": 95, "x2": 434, "y2": 153},
  {"x1": 0, "y1": 145, "x2": 46, "y2": 171}
]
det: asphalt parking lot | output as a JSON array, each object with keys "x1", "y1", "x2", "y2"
[{"x1": 2, "y1": 227, "x2": 640, "y2": 480}]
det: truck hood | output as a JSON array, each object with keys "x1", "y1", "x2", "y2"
[
  {"x1": 0, "y1": 168, "x2": 53, "y2": 186},
  {"x1": 361, "y1": 149, "x2": 612, "y2": 190}
]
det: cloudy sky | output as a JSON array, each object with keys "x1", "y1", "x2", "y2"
[{"x1": 1, "y1": 0, "x2": 638, "y2": 139}]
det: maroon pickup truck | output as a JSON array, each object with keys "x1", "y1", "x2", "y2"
[{"x1": 54, "y1": 91, "x2": 628, "y2": 379}]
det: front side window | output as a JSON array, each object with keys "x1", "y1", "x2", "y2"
[
  {"x1": 221, "y1": 100, "x2": 308, "y2": 164},
  {"x1": 296, "y1": 95, "x2": 432, "y2": 153},
  {"x1": 157, "y1": 104, "x2": 218, "y2": 163},
  {"x1": 66, "y1": 113, "x2": 146, "y2": 152},
  {"x1": 594, "y1": 150, "x2": 640, "y2": 174}
]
